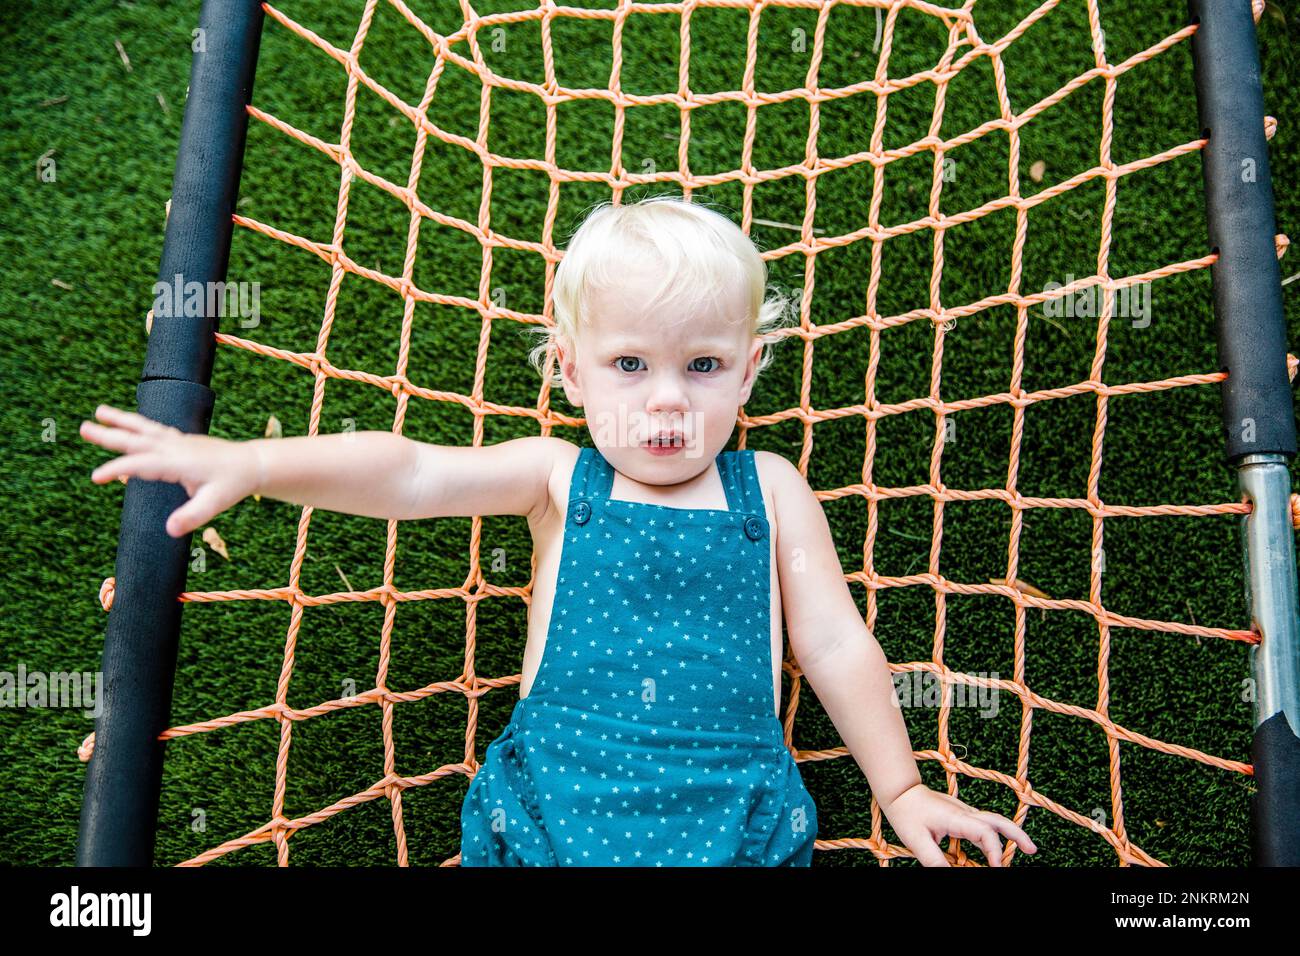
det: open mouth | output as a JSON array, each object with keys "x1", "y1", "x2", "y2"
[{"x1": 645, "y1": 435, "x2": 683, "y2": 447}]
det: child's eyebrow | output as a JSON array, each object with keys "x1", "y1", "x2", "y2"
[{"x1": 602, "y1": 338, "x2": 738, "y2": 353}]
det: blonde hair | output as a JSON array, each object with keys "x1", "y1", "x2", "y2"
[{"x1": 526, "y1": 194, "x2": 799, "y2": 389}]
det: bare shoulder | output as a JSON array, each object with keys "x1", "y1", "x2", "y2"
[
  {"x1": 753, "y1": 449, "x2": 807, "y2": 501},
  {"x1": 753, "y1": 449, "x2": 824, "y2": 538},
  {"x1": 538, "y1": 437, "x2": 581, "y2": 526},
  {"x1": 752, "y1": 449, "x2": 805, "y2": 530}
]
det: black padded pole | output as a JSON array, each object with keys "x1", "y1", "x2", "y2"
[
  {"x1": 1188, "y1": 0, "x2": 1294, "y2": 462},
  {"x1": 76, "y1": 0, "x2": 265, "y2": 866},
  {"x1": 1188, "y1": 0, "x2": 1300, "y2": 868}
]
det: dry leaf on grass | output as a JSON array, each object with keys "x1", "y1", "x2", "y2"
[
  {"x1": 989, "y1": 577, "x2": 1052, "y2": 600},
  {"x1": 202, "y1": 527, "x2": 229, "y2": 560}
]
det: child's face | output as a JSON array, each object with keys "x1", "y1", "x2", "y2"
[{"x1": 557, "y1": 265, "x2": 761, "y2": 483}]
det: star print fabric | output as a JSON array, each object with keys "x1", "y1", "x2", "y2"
[{"x1": 460, "y1": 446, "x2": 818, "y2": 866}]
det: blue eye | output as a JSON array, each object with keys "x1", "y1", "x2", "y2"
[{"x1": 615, "y1": 356, "x2": 721, "y2": 373}]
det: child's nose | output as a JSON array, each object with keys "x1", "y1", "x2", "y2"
[{"x1": 645, "y1": 379, "x2": 689, "y2": 413}]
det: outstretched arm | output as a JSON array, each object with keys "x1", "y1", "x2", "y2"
[{"x1": 82, "y1": 404, "x2": 564, "y2": 535}]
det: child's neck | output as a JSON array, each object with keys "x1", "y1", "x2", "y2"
[{"x1": 607, "y1": 454, "x2": 728, "y2": 511}]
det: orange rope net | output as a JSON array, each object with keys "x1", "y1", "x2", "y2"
[{"x1": 84, "y1": 0, "x2": 1293, "y2": 866}]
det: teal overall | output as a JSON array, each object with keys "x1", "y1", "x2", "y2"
[{"x1": 460, "y1": 445, "x2": 818, "y2": 866}]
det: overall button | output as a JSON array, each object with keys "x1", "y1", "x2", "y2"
[
  {"x1": 744, "y1": 515, "x2": 766, "y2": 541},
  {"x1": 571, "y1": 500, "x2": 591, "y2": 525}
]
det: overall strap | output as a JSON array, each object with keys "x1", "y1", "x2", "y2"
[
  {"x1": 720, "y1": 448, "x2": 767, "y2": 518},
  {"x1": 572, "y1": 446, "x2": 613, "y2": 502}
]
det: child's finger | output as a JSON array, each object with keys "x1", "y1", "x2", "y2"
[
  {"x1": 165, "y1": 485, "x2": 221, "y2": 537},
  {"x1": 80, "y1": 420, "x2": 144, "y2": 453},
  {"x1": 914, "y1": 840, "x2": 951, "y2": 867},
  {"x1": 90, "y1": 456, "x2": 129, "y2": 483},
  {"x1": 977, "y1": 811, "x2": 1036, "y2": 854},
  {"x1": 166, "y1": 506, "x2": 198, "y2": 537},
  {"x1": 898, "y1": 826, "x2": 949, "y2": 867},
  {"x1": 947, "y1": 813, "x2": 1003, "y2": 866},
  {"x1": 91, "y1": 454, "x2": 166, "y2": 484},
  {"x1": 93, "y1": 404, "x2": 174, "y2": 437},
  {"x1": 977, "y1": 827, "x2": 1004, "y2": 867}
]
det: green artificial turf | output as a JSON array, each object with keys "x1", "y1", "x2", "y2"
[{"x1": 1, "y1": 0, "x2": 1297, "y2": 867}]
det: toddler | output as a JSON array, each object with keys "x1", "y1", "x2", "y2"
[{"x1": 82, "y1": 194, "x2": 1036, "y2": 867}]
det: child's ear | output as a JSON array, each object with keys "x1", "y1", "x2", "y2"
[
  {"x1": 738, "y1": 336, "x2": 762, "y2": 405},
  {"x1": 557, "y1": 336, "x2": 583, "y2": 408}
]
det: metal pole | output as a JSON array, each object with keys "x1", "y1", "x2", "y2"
[
  {"x1": 76, "y1": 0, "x2": 265, "y2": 866},
  {"x1": 1188, "y1": 0, "x2": 1300, "y2": 867}
]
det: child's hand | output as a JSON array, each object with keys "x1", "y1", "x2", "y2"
[
  {"x1": 882, "y1": 782, "x2": 1037, "y2": 867},
  {"x1": 81, "y1": 404, "x2": 260, "y2": 538}
]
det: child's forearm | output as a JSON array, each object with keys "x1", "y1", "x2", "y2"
[
  {"x1": 248, "y1": 431, "x2": 417, "y2": 520},
  {"x1": 800, "y1": 628, "x2": 924, "y2": 814}
]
